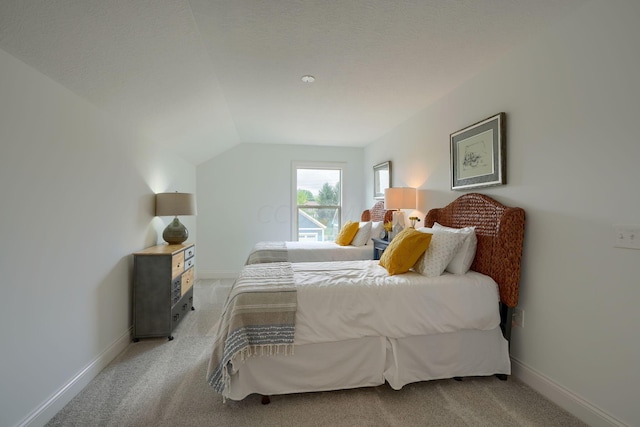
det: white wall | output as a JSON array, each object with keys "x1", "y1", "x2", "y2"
[
  {"x1": 365, "y1": 1, "x2": 640, "y2": 425},
  {"x1": 196, "y1": 143, "x2": 364, "y2": 277},
  {"x1": 0, "y1": 48, "x2": 196, "y2": 427}
]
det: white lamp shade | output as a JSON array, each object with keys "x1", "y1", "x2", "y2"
[
  {"x1": 384, "y1": 187, "x2": 416, "y2": 210},
  {"x1": 155, "y1": 192, "x2": 197, "y2": 216}
]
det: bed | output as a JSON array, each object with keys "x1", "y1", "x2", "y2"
[
  {"x1": 245, "y1": 201, "x2": 393, "y2": 265},
  {"x1": 208, "y1": 193, "x2": 525, "y2": 402}
]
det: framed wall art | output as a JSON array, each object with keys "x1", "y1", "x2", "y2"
[
  {"x1": 373, "y1": 161, "x2": 391, "y2": 199},
  {"x1": 450, "y1": 112, "x2": 506, "y2": 191}
]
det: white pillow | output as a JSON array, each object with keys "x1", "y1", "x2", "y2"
[
  {"x1": 416, "y1": 226, "x2": 434, "y2": 235},
  {"x1": 368, "y1": 221, "x2": 384, "y2": 245},
  {"x1": 433, "y1": 222, "x2": 477, "y2": 274},
  {"x1": 351, "y1": 221, "x2": 372, "y2": 246},
  {"x1": 413, "y1": 228, "x2": 466, "y2": 277}
]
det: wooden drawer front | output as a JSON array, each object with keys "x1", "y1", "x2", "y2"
[
  {"x1": 181, "y1": 268, "x2": 194, "y2": 296},
  {"x1": 185, "y1": 256, "x2": 195, "y2": 271},
  {"x1": 185, "y1": 245, "x2": 195, "y2": 260},
  {"x1": 171, "y1": 252, "x2": 185, "y2": 279}
]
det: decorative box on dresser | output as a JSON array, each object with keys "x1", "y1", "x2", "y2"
[{"x1": 133, "y1": 243, "x2": 195, "y2": 341}]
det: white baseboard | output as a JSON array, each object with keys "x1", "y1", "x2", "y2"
[
  {"x1": 511, "y1": 357, "x2": 627, "y2": 427},
  {"x1": 198, "y1": 269, "x2": 239, "y2": 280},
  {"x1": 19, "y1": 327, "x2": 132, "y2": 427}
]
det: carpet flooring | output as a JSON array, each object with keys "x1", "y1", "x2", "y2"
[{"x1": 46, "y1": 279, "x2": 587, "y2": 427}]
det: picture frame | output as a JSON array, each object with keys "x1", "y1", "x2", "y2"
[
  {"x1": 373, "y1": 161, "x2": 391, "y2": 199},
  {"x1": 450, "y1": 112, "x2": 506, "y2": 191}
]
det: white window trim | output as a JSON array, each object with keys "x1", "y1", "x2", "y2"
[{"x1": 291, "y1": 161, "x2": 346, "y2": 241}]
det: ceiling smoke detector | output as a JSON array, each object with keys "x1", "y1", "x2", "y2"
[{"x1": 301, "y1": 75, "x2": 315, "y2": 83}]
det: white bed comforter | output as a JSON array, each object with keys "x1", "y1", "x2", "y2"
[
  {"x1": 246, "y1": 241, "x2": 374, "y2": 264},
  {"x1": 292, "y1": 260, "x2": 501, "y2": 345},
  {"x1": 286, "y1": 242, "x2": 373, "y2": 262}
]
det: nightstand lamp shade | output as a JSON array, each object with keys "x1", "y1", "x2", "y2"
[
  {"x1": 156, "y1": 192, "x2": 197, "y2": 245},
  {"x1": 384, "y1": 187, "x2": 417, "y2": 211},
  {"x1": 384, "y1": 187, "x2": 417, "y2": 236}
]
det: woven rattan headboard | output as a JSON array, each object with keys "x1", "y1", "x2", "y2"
[
  {"x1": 361, "y1": 201, "x2": 393, "y2": 223},
  {"x1": 425, "y1": 193, "x2": 525, "y2": 308}
]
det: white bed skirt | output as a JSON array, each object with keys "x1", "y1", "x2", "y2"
[{"x1": 226, "y1": 327, "x2": 510, "y2": 401}]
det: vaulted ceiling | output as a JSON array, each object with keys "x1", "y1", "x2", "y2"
[{"x1": 0, "y1": 0, "x2": 586, "y2": 164}]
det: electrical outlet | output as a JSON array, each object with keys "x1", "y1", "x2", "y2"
[
  {"x1": 614, "y1": 225, "x2": 640, "y2": 249},
  {"x1": 513, "y1": 307, "x2": 524, "y2": 328}
]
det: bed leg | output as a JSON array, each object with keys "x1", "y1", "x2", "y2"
[
  {"x1": 261, "y1": 395, "x2": 271, "y2": 405},
  {"x1": 495, "y1": 374, "x2": 508, "y2": 381}
]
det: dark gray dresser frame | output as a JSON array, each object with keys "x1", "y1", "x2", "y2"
[{"x1": 133, "y1": 244, "x2": 195, "y2": 341}]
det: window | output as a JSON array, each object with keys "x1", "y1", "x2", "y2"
[{"x1": 292, "y1": 162, "x2": 344, "y2": 241}]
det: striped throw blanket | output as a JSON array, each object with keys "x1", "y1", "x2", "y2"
[
  {"x1": 245, "y1": 241, "x2": 288, "y2": 265},
  {"x1": 207, "y1": 262, "x2": 297, "y2": 396}
]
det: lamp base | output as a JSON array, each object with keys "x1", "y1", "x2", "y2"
[
  {"x1": 390, "y1": 210, "x2": 405, "y2": 239},
  {"x1": 163, "y1": 217, "x2": 189, "y2": 244}
]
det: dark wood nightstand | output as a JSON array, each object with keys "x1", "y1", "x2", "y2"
[{"x1": 371, "y1": 237, "x2": 390, "y2": 260}]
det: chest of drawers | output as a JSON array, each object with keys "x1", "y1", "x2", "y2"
[{"x1": 133, "y1": 243, "x2": 195, "y2": 341}]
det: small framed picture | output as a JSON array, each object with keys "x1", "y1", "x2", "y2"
[
  {"x1": 373, "y1": 161, "x2": 391, "y2": 199},
  {"x1": 450, "y1": 112, "x2": 506, "y2": 191}
]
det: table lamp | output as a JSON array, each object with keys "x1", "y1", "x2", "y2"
[
  {"x1": 384, "y1": 187, "x2": 416, "y2": 238},
  {"x1": 155, "y1": 192, "x2": 197, "y2": 244}
]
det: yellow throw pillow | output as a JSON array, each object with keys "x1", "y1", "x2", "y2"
[
  {"x1": 379, "y1": 228, "x2": 433, "y2": 275},
  {"x1": 335, "y1": 221, "x2": 360, "y2": 246}
]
